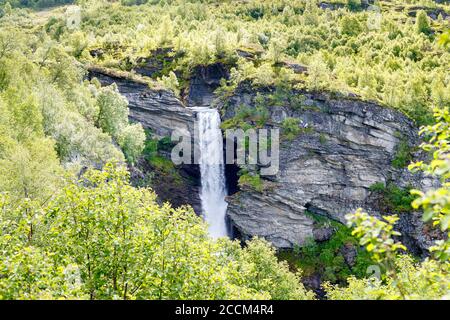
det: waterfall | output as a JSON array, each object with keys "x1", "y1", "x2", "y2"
[{"x1": 194, "y1": 108, "x2": 229, "y2": 238}]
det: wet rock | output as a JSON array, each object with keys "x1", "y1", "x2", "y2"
[
  {"x1": 313, "y1": 227, "x2": 335, "y2": 242},
  {"x1": 187, "y1": 63, "x2": 229, "y2": 108}
]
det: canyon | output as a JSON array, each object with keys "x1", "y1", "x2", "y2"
[{"x1": 88, "y1": 62, "x2": 439, "y2": 256}]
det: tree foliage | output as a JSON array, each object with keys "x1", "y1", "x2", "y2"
[
  {"x1": 0, "y1": 163, "x2": 313, "y2": 300},
  {"x1": 326, "y1": 107, "x2": 450, "y2": 300}
]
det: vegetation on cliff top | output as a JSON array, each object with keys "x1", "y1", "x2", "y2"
[{"x1": 32, "y1": 0, "x2": 449, "y2": 125}]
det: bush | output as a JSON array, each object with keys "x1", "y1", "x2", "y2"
[
  {"x1": 347, "y1": 0, "x2": 361, "y2": 11},
  {"x1": 117, "y1": 123, "x2": 145, "y2": 165},
  {"x1": 238, "y1": 171, "x2": 263, "y2": 192},
  {"x1": 391, "y1": 138, "x2": 413, "y2": 168},
  {"x1": 369, "y1": 182, "x2": 416, "y2": 214},
  {"x1": 282, "y1": 117, "x2": 301, "y2": 140},
  {"x1": 415, "y1": 10, "x2": 431, "y2": 35},
  {"x1": 278, "y1": 216, "x2": 374, "y2": 284},
  {"x1": 159, "y1": 71, "x2": 180, "y2": 97},
  {"x1": 340, "y1": 16, "x2": 363, "y2": 36},
  {"x1": 96, "y1": 84, "x2": 129, "y2": 138}
]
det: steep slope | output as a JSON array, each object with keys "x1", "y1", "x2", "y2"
[{"x1": 222, "y1": 82, "x2": 438, "y2": 253}]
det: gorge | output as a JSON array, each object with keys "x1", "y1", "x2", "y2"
[
  {"x1": 2, "y1": 0, "x2": 450, "y2": 301},
  {"x1": 88, "y1": 63, "x2": 439, "y2": 257}
]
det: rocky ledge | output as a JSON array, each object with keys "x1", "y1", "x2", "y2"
[{"x1": 88, "y1": 66, "x2": 195, "y2": 138}]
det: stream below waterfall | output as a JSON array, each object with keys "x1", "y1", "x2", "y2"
[{"x1": 192, "y1": 107, "x2": 229, "y2": 238}]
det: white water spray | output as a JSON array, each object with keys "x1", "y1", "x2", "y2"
[{"x1": 194, "y1": 108, "x2": 229, "y2": 238}]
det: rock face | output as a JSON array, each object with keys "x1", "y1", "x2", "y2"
[
  {"x1": 223, "y1": 83, "x2": 437, "y2": 251},
  {"x1": 88, "y1": 67, "x2": 202, "y2": 213},
  {"x1": 88, "y1": 65, "x2": 439, "y2": 254},
  {"x1": 88, "y1": 68, "x2": 196, "y2": 139},
  {"x1": 186, "y1": 63, "x2": 229, "y2": 108}
]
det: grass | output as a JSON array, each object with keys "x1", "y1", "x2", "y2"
[
  {"x1": 369, "y1": 182, "x2": 417, "y2": 214},
  {"x1": 278, "y1": 213, "x2": 375, "y2": 284},
  {"x1": 238, "y1": 171, "x2": 264, "y2": 192}
]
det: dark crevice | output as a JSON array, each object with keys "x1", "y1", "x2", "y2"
[{"x1": 225, "y1": 163, "x2": 240, "y2": 196}]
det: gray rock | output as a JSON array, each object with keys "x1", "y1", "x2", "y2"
[
  {"x1": 340, "y1": 243, "x2": 357, "y2": 267},
  {"x1": 313, "y1": 227, "x2": 335, "y2": 242},
  {"x1": 280, "y1": 61, "x2": 308, "y2": 74},
  {"x1": 224, "y1": 83, "x2": 435, "y2": 251},
  {"x1": 187, "y1": 63, "x2": 229, "y2": 108},
  {"x1": 88, "y1": 67, "x2": 196, "y2": 139}
]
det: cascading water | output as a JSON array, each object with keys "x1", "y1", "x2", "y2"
[{"x1": 194, "y1": 108, "x2": 229, "y2": 238}]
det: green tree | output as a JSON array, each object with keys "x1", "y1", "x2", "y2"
[
  {"x1": 96, "y1": 84, "x2": 129, "y2": 138},
  {"x1": 117, "y1": 123, "x2": 145, "y2": 165},
  {"x1": 96, "y1": 84, "x2": 144, "y2": 164},
  {"x1": 340, "y1": 16, "x2": 363, "y2": 36},
  {"x1": 0, "y1": 138, "x2": 62, "y2": 201},
  {"x1": 0, "y1": 163, "x2": 314, "y2": 300},
  {"x1": 415, "y1": 10, "x2": 431, "y2": 35},
  {"x1": 303, "y1": 0, "x2": 319, "y2": 26}
]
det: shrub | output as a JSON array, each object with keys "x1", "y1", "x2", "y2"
[
  {"x1": 238, "y1": 171, "x2": 263, "y2": 192},
  {"x1": 278, "y1": 216, "x2": 374, "y2": 284},
  {"x1": 117, "y1": 123, "x2": 145, "y2": 165},
  {"x1": 340, "y1": 16, "x2": 363, "y2": 36},
  {"x1": 96, "y1": 84, "x2": 129, "y2": 138},
  {"x1": 159, "y1": 71, "x2": 180, "y2": 97},
  {"x1": 415, "y1": 10, "x2": 431, "y2": 35},
  {"x1": 369, "y1": 182, "x2": 416, "y2": 214},
  {"x1": 391, "y1": 138, "x2": 413, "y2": 168},
  {"x1": 282, "y1": 117, "x2": 301, "y2": 140},
  {"x1": 347, "y1": 0, "x2": 361, "y2": 11}
]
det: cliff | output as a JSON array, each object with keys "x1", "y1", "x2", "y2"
[
  {"x1": 87, "y1": 66, "x2": 202, "y2": 213},
  {"x1": 222, "y1": 82, "x2": 438, "y2": 254},
  {"x1": 88, "y1": 65, "x2": 440, "y2": 255}
]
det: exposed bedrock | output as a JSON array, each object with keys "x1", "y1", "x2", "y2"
[
  {"x1": 223, "y1": 83, "x2": 439, "y2": 252},
  {"x1": 88, "y1": 65, "x2": 440, "y2": 254},
  {"x1": 87, "y1": 67, "x2": 201, "y2": 213},
  {"x1": 88, "y1": 67, "x2": 196, "y2": 138}
]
